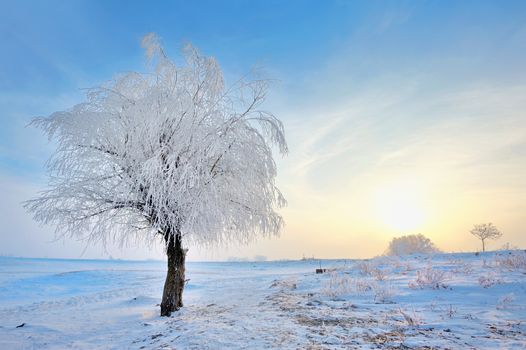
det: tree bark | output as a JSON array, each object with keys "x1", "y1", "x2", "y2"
[{"x1": 160, "y1": 230, "x2": 186, "y2": 317}]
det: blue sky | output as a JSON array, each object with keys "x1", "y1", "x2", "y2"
[{"x1": 1, "y1": 1, "x2": 526, "y2": 260}]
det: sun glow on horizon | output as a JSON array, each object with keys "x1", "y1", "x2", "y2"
[{"x1": 375, "y1": 181, "x2": 426, "y2": 233}]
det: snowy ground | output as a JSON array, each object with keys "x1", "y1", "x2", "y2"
[{"x1": 1, "y1": 251, "x2": 525, "y2": 349}]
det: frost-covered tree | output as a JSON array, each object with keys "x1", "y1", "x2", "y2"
[
  {"x1": 25, "y1": 34, "x2": 287, "y2": 316},
  {"x1": 385, "y1": 234, "x2": 440, "y2": 256},
  {"x1": 470, "y1": 223, "x2": 502, "y2": 252}
]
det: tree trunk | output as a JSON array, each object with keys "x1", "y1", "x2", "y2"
[
  {"x1": 160, "y1": 231, "x2": 186, "y2": 317},
  {"x1": 482, "y1": 239, "x2": 485, "y2": 252}
]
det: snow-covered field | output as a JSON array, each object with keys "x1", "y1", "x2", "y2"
[{"x1": 1, "y1": 251, "x2": 525, "y2": 349}]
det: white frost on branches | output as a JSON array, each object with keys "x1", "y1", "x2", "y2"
[
  {"x1": 26, "y1": 34, "x2": 287, "y2": 248},
  {"x1": 385, "y1": 234, "x2": 440, "y2": 256}
]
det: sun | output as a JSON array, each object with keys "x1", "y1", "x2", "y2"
[{"x1": 375, "y1": 182, "x2": 425, "y2": 232}]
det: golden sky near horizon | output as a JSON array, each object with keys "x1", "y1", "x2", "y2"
[{"x1": 187, "y1": 81, "x2": 526, "y2": 261}]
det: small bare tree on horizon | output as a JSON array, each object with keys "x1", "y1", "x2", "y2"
[
  {"x1": 470, "y1": 223, "x2": 502, "y2": 252},
  {"x1": 25, "y1": 33, "x2": 287, "y2": 317}
]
